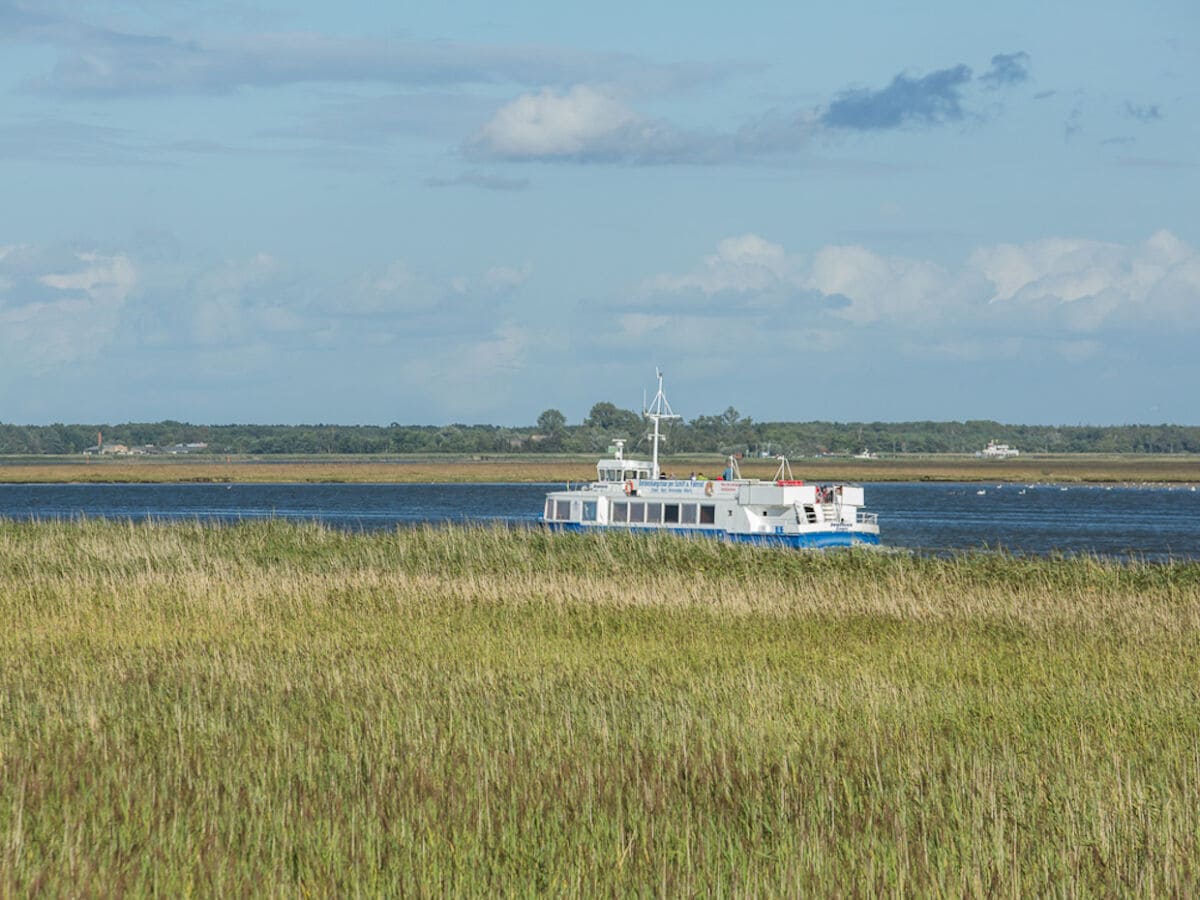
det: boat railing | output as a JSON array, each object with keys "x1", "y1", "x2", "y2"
[{"x1": 857, "y1": 511, "x2": 878, "y2": 526}]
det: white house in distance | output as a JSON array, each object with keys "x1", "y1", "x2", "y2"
[{"x1": 976, "y1": 440, "x2": 1020, "y2": 459}]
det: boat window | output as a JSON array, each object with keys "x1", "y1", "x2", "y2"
[
  {"x1": 639, "y1": 470, "x2": 650, "y2": 480},
  {"x1": 645, "y1": 502, "x2": 662, "y2": 524},
  {"x1": 663, "y1": 504, "x2": 680, "y2": 524},
  {"x1": 555, "y1": 500, "x2": 572, "y2": 521},
  {"x1": 700, "y1": 504, "x2": 716, "y2": 525},
  {"x1": 628, "y1": 502, "x2": 645, "y2": 524},
  {"x1": 680, "y1": 504, "x2": 698, "y2": 525},
  {"x1": 623, "y1": 470, "x2": 636, "y2": 482},
  {"x1": 544, "y1": 499, "x2": 554, "y2": 520},
  {"x1": 612, "y1": 501, "x2": 628, "y2": 523},
  {"x1": 582, "y1": 501, "x2": 597, "y2": 522}
]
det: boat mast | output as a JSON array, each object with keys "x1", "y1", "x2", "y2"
[{"x1": 643, "y1": 370, "x2": 680, "y2": 479}]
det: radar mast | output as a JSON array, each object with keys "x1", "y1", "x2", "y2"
[{"x1": 643, "y1": 370, "x2": 680, "y2": 479}]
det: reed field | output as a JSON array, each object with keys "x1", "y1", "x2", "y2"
[
  {"x1": 2, "y1": 522, "x2": 1200, "y2": 894},
  {"x1": 2, "y1": 452, "x2": 1200, "y2": 484}
]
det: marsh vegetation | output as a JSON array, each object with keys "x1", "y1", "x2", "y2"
[
  {"x1": 2, "y1": 522, "x2": 1198, "y2": 893},
  {"x1": 3, "y1": 452, "x2": 1200, "y2": 484}
]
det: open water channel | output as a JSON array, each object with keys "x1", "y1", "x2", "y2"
[{"x1": 0, "y1": 481, "x2": 1197, "y2": 560}]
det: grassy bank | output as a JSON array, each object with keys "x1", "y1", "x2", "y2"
[
  {"x1": 2, "y1": 453, "x2": 1200, "y2": 484},
  {"x1": 2, "y1": 522, "x2": 1199, "y2": 893}
]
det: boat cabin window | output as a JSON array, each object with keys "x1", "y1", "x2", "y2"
[
  {"x1": 599, "y1": 466, "x2": 650, "y2": 482},
  {"x1": 663, "y1": 504, "x2": 680, "y2": 524},
  {"x1": 544, "y1": 499, "x2": 553, "y2": 520},
  {"x1": 628, "y1": 501, "x2": 645, "y2": 524},
  {"x1": 612, "y1": 501, "x2": 628, "y2": 523},
  {"x1": 555, "y1": 500, "x2": 572, "y2": 521},
  {"x1": 582, "y1": 501, "x2": 597, "y2": 522},
  {"x1": 700, "y1": 504, "x2": 716, "y2": 524},
  {"x1": 645, "y1": 502, "x2": 662, "y2": 524},
  {"x1": 680, "y1": 504, "x2": 698, "y2": 525}
]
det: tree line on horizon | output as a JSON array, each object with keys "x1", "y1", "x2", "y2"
[{"x1": 1, "y1": 403, "x2": 1198, "y2": 456}]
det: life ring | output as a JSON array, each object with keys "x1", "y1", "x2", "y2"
[
  {"x1": 704, "y1": 481, "x2": 714, "y2": 497},
  {"x1": 624, "y1": 480, "x2": 634, "y2": 496}
]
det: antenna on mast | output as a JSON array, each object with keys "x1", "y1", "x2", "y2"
[{"x1": 643, "y1": 369, "x2": 680, "y2": 479}]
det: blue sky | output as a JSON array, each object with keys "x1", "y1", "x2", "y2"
[{"x1": 1, "y1": 0, "x2": 1197, "y2": 426}]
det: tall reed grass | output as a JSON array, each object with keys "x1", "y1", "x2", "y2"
[{"x1": 1, "y1": 521, "x2": 1198, "y2": 893}]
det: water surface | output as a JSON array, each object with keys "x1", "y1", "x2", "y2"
[{"x1": 0, "y1": 481, "x2": 1196, "y2": 560}]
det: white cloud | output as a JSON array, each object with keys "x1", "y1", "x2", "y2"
[
  {"x1": 465, "y1": 84, "x2": 708, "y2": 162},
  {"x1": 646, "y1": 234, "x2": 797, "y2": 295},
  {"x1": 641, "y1": 233, "x2": 951, "y2": 324},
  {"x1": 632, "y1": 230, "x2": 1200, "y2": 366},
  {"x1": 806, "y1": 244, "x2": 951, "y2": 325},
  {"x1": 39, "y1": 251, "x2": 136, "y2": 298},
  {"x1": 470, "y1": 85, "x2": 643, "y2": 159},
  {"x1": 970, "y1": 229, "x2": 1200, "y2": 332},
  {"x1": 0, "y1": 251, "x2": 138, "y2": 368}
]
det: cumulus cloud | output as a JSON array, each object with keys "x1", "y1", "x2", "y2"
[
  {"x1": 39, "y1": 251, "x2": 136, "y2": 295},
  {"x1": 820, "y1": 51, "x2": 1029, "y2": 132},
  {"x1": 0, "y1": 233, "x2": 543, "y2": 421},
  {"x1": 0, "y1": 249, "x2": 137, "y2": 368},
  {"x1": 980, "y1": 52, "x2": 1031, "y2": 88},
  {"x1": 971, "y1": 230, "x2": 1200, "y2": 332},
  {"x1": 645, "y1": 234, "x2": 799, "y2": 295},
  {"x1": 632, "y1": 231, "x2": 1200, "y2": 365},
  {"x1": 821, "y1": 64, "x2": 973, "y2": 130},
  {"x1": 640, "y1": 234, "x2": 951, "y2": 325},
  {"x1": 0, "y1": 235, "x2": 537, "y2": 386},
  {"x1": 806, "y1": 245, "x2": 951, "y2": 325},
  {"x1": 466, "y1": 85, "x2": 696, "y2": 163},
  {"x1": 187, "y1": 252, "x2": 298, "y2": 346}
]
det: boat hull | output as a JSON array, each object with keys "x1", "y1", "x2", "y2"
[{"x1": 541, "y1": 521, "x2": 881, "y2": 549}]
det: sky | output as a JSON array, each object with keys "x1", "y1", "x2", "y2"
[{"x1": 1, "y1": 0, "x2": 1197, "y2": 427}]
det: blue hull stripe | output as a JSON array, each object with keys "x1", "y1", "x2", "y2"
[{"x1": 540, "y1": 521, "x2": 880, "y2": 549}]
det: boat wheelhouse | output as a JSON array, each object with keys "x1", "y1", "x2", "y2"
[{"x1": 541, "y1": 373, "x2": 881, "y2": 549}]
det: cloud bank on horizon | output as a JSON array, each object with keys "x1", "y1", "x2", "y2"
[{"x1": 0, "y1": 0, "x2": 1196, "y2": 425}]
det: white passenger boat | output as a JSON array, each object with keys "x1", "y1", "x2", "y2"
[{"x1": 541, "y1": 373, "x2": 881, "y2": 549}]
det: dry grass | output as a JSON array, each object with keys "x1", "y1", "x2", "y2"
[
  {"x1": 1, "y1": 522, "x2": 1199, "y2": 894},
  {"x1": 2, "y1": 453, "x2": 1200, "y2": 484}
]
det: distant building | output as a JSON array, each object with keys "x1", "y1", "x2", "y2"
[
  {"x1": 166, "y1": 442, "x2": 209, "y2": 454},
  {"x1": 976, "y1": 441, "x2": 1020, "y2": 459}
]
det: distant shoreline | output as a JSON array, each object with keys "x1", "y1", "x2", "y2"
[{"x1": 1, "y1": 454, "x2": 1198, "y2": 484}]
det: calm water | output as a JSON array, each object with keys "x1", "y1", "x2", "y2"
[{"x1": 0, "y1": 481, "x2": 1197, "y2": 560}]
